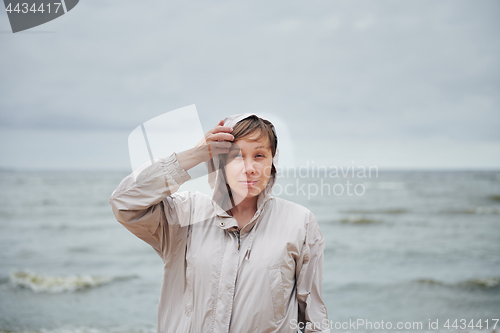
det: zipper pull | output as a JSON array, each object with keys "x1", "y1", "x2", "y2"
[{"x1": 237, "y1": 230, "x2": 240, "y2": 251}]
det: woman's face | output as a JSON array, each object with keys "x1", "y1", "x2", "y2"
[{"x1": 224, "y1": 132, "x2": 273, "y2": 202}]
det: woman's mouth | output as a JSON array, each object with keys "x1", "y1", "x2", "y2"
[{"x1": 240, "y1": 180, "x2": 258, "y2": 187}]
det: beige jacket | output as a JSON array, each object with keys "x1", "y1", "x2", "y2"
[{"x1": 109, "y1": 113, "x2": 329, "y2": 333}]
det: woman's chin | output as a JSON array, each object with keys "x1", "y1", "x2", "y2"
[{"x1": 231, "y1": 190, "x2": 260, "y2": 204}]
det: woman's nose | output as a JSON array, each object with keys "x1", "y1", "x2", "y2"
[{"x1": 243, "y1": 158, "x2": 256, "y2": 173}]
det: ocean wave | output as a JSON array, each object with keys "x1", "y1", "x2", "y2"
[
  {"x1": 459, "y1": 277, "x2": 500, "y2": 288},
  {"x1": 443, "y1": 206, "x2": 500, "y2": 215},
  {"x1": 362, "y1": 182, "x2": 407, "y2": 190},
  {"x1": 343, "y1": 208, "x2": 407, "y2": 214},
  {"x1": 417, "y1": 277, "x2": 500, "y2": 289},
  {"x1": 8, "y1": 270, "x2": 137, "y2": 293},
  {"x1": 336, "y1": 277, "x2": 500, "y2": 292},
  {"x1": 339, "y1": 215, "x2": 382, "y2": 225},
  {"x1": 488, "y1": 194, "x2": 500, "y2": 202}
]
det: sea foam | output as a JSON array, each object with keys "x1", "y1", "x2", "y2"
[{"x1": 9, "y1": 270, "x2": 135, "y2": 293}]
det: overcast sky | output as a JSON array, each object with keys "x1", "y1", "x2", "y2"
[{"x1": 1, "y1": 0, "x2": 499, "y2": 170}]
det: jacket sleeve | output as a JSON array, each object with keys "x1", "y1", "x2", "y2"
[
  {"x1": 296, "y1": 212, "x2": 330, "y2": 333},
  {"x1": 109, "y1": 152, "x2": 192, "y2": 262}
]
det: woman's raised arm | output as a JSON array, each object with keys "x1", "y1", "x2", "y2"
[
  {"x1": 109, "y1": 153, "x2": 192, "y2": 261},
  {"x1": 176, "y1": 119, "x2": 233, "y2": 171},
  {"x1": 109, "y1": 119, "x2": 234, "y2": 261}
]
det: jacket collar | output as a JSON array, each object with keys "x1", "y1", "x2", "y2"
[{"x1": 212, "y1": 187, "x2": 274, "y2": 219}]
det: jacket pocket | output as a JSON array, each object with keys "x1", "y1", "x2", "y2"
[{"x1": 267, "y1": 265, "x2": 285, "y2": 322}]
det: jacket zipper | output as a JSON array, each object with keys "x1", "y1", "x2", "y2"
[{"x1": 233, "y1": 209, "x2": 263, "y2": 252}]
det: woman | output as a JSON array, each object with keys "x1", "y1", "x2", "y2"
[{"x1": 110, "y1": 113, "x2": 329, "y2": 333}]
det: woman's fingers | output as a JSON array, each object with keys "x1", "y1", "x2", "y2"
[
  {"x1": 206, "y1": 140, "x2": 231, "y2": 160},
  {"x1": 211, "y1": 132, "x2": 234, "y2": 142},
  {"x1": 206, "y1": 120, "x2": 233, "y2": 154},
  {"x1": 209, "y1": 119, "x2": 233, "y2": 134},
  {"x1": 210, "y1": 126, "x2": 233, "y2": 135},
  {"x1": 210, "y1": 141, "x2": 232, "y2": 149},
  {"x1": 194, "y1": 119, "x2": 234, "y2": 160}
]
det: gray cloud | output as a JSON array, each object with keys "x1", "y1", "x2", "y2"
[{"x1": 0, "y1": 0, "x2": 499, "y2": 169}]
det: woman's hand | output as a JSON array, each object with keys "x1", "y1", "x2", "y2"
[
  {"x1": 195, "y1": 119, "x2": 234, "y2": 160},
  {"x1": 177, "y1": 120, "x2": 234, "y2": 172}
]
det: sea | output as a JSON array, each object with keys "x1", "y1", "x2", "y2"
[{"x1": 0, "y1": 167, "x2": 499, "y2": 333}]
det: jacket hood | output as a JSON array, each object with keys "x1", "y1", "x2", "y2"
[{"x1": 206, "y1": 113, "x2": 279, "y2": 217}]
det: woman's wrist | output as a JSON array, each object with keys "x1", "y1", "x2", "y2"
[{"x1": 176, "y1": 145, "x2": 208, "y2": 172}]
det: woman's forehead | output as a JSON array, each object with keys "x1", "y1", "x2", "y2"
[{"x1": 231, "y1": 137, "x2": 271, "y2": 150}]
